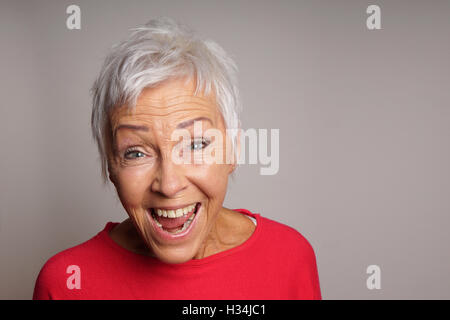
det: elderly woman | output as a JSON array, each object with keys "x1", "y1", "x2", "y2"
[{"x1": 33, "y1": 17, "x2": 321, "y2": 300}]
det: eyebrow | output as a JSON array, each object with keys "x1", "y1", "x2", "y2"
[
  {"x1": 176, "y1": 117, "x2": 213, "y2": 129},
  {"x1": 114, "y1": 117, "x2": 213, "y2": 134},
  {"x1": 115, "y1": 124, "x2": 149, "y2": 133}
]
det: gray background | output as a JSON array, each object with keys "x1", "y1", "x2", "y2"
[{"x1": 1, "y1": 0, "x2": 449, "y2": 299}]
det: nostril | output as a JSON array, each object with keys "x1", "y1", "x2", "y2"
[{"x1": 150, "y1": 163, "x2": 187, "y2": 197}]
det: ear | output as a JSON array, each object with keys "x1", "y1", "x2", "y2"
[{"x1": 104, "y1": 126, "x2": 117, "y2": 185}]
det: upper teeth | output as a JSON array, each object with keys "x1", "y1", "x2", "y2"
[{"x1": 154, "y1": 203, "x2": 196, "y2": 218}]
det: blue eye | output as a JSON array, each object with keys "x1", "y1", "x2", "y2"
[
  {"x1": 124, "y1": 150, "x2": 145, "y2": 159},
  {"x1": 191, "y1": 138, "x2": 210, "y2": 151}
]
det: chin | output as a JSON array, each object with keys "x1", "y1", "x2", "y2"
[{"x1": 154, "y1": 246, "x2": 198, "y2": 264}]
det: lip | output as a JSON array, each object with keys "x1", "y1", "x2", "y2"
[{"x1": 147, "y1": 202, "x2": 201, "y2": 242}]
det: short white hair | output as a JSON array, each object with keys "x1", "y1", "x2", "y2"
[{"x1": 91, "y1": 17, "x2": 241, "y2": 182}]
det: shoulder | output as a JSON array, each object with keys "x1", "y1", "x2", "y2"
[
  {"x1": 258, "y1": 215, "x2": 318, "y2": 262},
  {"x1": 257, "y1": 215, "x2": 322, "y2": 299},
  {"x1": 235, "y1": 208, "x2": 318, "y2": 261},
  {"x1": 33, "y1": 223, "x2": 112, "y2": 300}
]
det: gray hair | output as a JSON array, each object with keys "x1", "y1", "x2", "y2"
[{"x1": 91, "y1": 17, "x2": 241, "y2": 182}]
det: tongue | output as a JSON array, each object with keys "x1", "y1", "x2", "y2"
[{"x1": 155, "y1": 210, "x2": 195, "y2": 229}]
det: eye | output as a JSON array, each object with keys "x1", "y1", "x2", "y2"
[
  {"x1": 191, "y1": 138, "x2": 210, "y2": 151},
  {"x1": 124, "y1": 149, "x2": 146, "y2": 159}
]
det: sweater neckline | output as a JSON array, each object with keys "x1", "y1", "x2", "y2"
[{"x1": 98, "y1": 209, "x2": 262, "y2": 268}]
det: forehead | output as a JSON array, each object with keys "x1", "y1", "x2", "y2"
[{"x1": 110, "y1": 78, "x2": 219, "y2": 127}]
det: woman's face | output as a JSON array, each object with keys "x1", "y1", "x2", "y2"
[{"x1": 107, "y1": 77, "x2": 235, "y2": 264}]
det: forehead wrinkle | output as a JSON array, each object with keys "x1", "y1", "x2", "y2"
[
  {"x1": 133, "y1": 99, "x2": 217, "y2": 118},
  {"x1": 110, "y1": 90, "x2": 221, "y2": 140},
  {"x1": 115, "y1": 106, "x2": 217, "y2": 124},
  {"x1": 136, "y1": 93, "x2": 214, "y2": 108}
]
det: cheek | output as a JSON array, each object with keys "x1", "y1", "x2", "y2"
[
  {"x1": 191, "y1": 163, "x2": 230, "y2": 201},
  {"x1": 115, "y1": 166, "x2": 152, "y2": 208}
]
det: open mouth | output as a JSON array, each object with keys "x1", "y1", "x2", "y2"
[{"x1": 149, "y1": 202, "x2": 200, "y2": 235}]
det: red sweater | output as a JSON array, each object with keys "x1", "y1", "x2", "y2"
[{"x1": 33, "y1": 209, "x2": 321, "y2": 300}]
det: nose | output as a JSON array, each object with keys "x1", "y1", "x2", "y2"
[{"x1": 151, "y1": 156, "x2": 187, "y2": 198}]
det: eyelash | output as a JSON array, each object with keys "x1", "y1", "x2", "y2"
[{"x1": 123, "y1": 147, "x2": 145, "y2": 159}]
